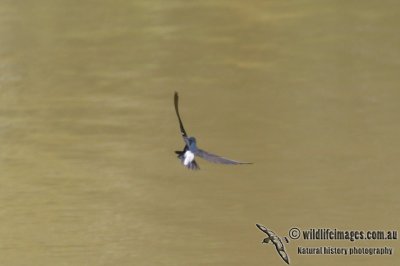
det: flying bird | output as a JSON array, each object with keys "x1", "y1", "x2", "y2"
[
  {"x1": 174, "y1": 92, "x2": 251, "y2": 170},
  {"x1": 256, "y1": 224, "x2": 290, "y2": 264}
]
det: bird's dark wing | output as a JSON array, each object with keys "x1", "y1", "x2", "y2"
[
  {"x1": 174, "y1": 92, "x2": 187, "y2": 137},
  {"x1": 194, "y1": 149, "x2": 252, "y2": 165}
]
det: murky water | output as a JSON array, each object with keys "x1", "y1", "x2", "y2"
[{"x1": 0, "y1": 1, "x2": 399, "y2": 265}]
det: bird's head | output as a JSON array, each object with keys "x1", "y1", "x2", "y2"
[
  {"x1": 262, "y1": 237, "x2": 270, "y2": 244},
  {"x1": 188, "y1": 137, "x2": 197, "y2": 145}
]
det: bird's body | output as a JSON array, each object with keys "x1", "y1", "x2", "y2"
[
  {"x1": 256, "y1": 224, "x2": 290, "y2": 264},
  {"x1": 174, "y1": 92, "x2": 251, "y2": 170},
  {"x1": 175, "y1": 137, "x2": 199, "y2": 169}
]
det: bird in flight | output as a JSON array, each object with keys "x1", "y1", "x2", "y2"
[
  {"x1": 174, "y1": 92, "x2": 251, "y2": 170},
  {"x1": 256, "y1": 224, "x2": 290, "y2": 264}
]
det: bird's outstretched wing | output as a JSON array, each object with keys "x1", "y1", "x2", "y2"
[
  {"x1": 256, "y1": 224, "x2": 272, "y2": 237},
  {"x1": 256, "y1": 224, "x2": 290, "y2": 265},
  {"x1": 195, "y1": 149, "x2": 252, "y2": 165},
  {"x1": 174, "y1": 92, "x2": 187, "y2": 137},
  {"x1": 274, "y1": 245, "x2": 290, "y2": 265}
]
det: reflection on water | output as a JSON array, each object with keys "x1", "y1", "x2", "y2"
[{"x1": 0, "y1": 1, "x2": 399, "y2": 265}]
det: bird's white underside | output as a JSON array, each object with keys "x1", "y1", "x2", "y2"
[{"x1": 183, "y1": 150, "x2": 195, "y2": 165}]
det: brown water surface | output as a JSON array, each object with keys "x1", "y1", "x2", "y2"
[{"x1": 0, "y1": 1, "x2": 399, "y2": 265}]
